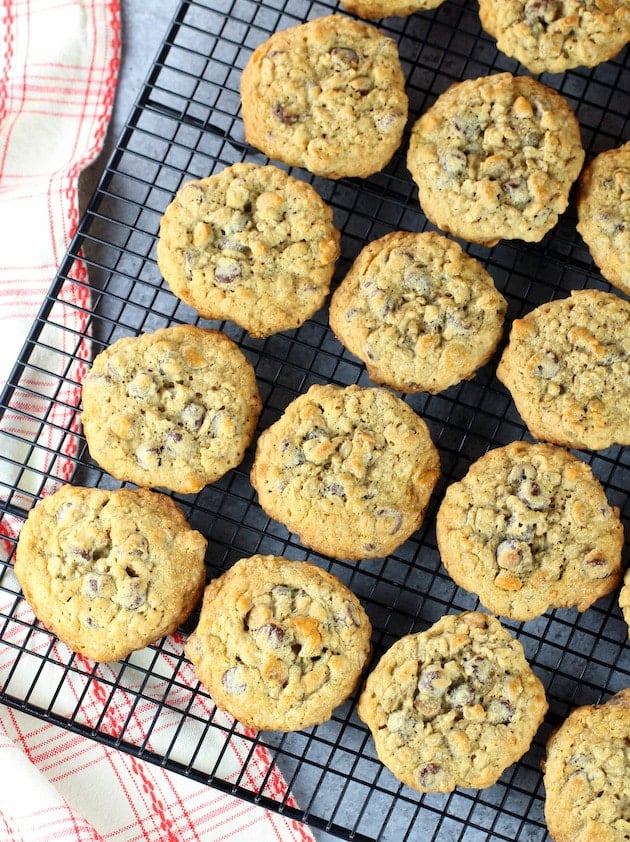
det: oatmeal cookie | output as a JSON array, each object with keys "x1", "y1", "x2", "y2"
[
  {"x1": 618, "y1": 569, "x2": 630, "y2": 636},
  {"x1": 543, "y1": 687, "x2": 630, "y2": 842},
  {"x1": 407, "y1": 73, "x2": 585, "y2": 246},
  {"x1": 81, "y1": 325, "x2": 262, "y2": 494},
  {"x1": 479, "y1": 0, "x2": 630, "y2": 75},
  {"x1": 496, "y1": 289, "x2": 630, "y2": 450},
  {"x1": 156, "y1": 163, "x2": 340, "y2": 337},
  {"x1": 185, "y1": 554, "x2": 372, "y2": 731},
  {"x1": 577, "y1": 141, "x2": 630, "y2": 297},
  {"x1": 240, "y1": 15, "x2": 408, "y2": 179},
  {"x1": 250, "y1": 384, "x2": 440, "y2": 561},
  {"x1": 329, "y1": 231, "x2": 507, "y2": 394},
  {"x1": 339, "y1": 0, "x2": 446, "y2": 20},
  {"x1": 357, "y1": 611, "x2": 548, "y2": 792},
  {"x1": 14, "y1": 485, "x2": 207, "y2": 662},
  {"x1": 436, "y1": 441, "x2": 624, "y2": 621}
]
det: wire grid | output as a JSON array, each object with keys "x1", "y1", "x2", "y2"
[{"x1": 1, "y1": 0, "x2": 629, "y2": 838}]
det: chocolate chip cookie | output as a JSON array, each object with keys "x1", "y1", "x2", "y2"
[
  {"x1": 185, "y1": 554, "x2": 372, "y2": 731},
  {"x1": 240, "y1": 15, "x2": 408, "y2": 179},
  {"x1": 479, "y1": 0, "x2": 630, "y2": 75},
  {"x1": 250, "y1": 384, "x2": 440, "y2": 561},
  {"x1": 407, "y1": 73, "x2": 585, "y2": 246},
  {"x1": 577, "y1": 140, "x2": 630, "y2": 297},
  {"x1": 329, "y1": 230, "x2": 507, "y2": 394},
  {"x1": 496, "y1": 289, "x2": 630, "y2": 451},
  {"x1": 543, "y1": 687, "x2": 630, "y2": 842},
  {"x1": 156, "y1": 163, "x2": 340, "y2": 338},
  {"x1": 358, "y1": 611, "x2": 548, "y2": 792},
  {"x1": 436, "y1": 441, "x2": 624, "y2": 621},
  {"x1": 339, "y1": 0, "x2": 446, "y2": 20},
  {"x1": 81, "y1": 324, "x2": 262, "y2": 494},
  {"x1": 14, "y1": 485, "x2": 207, "y2": 662}
]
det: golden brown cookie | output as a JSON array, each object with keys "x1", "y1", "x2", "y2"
[
  {"x1": 407, "y1": 73, "x2": 585, "y2": 246},
  {"x1": 543, "y1": 688, "x2": 630, "y2": 842},
  {"x1": 436, "y1": 441, "x2": 624, "y2": 621},
  {"x1": 496, "y1": 289, "x2": 630, "y2": 451},
  {"x1": 156, "y1": 163, "x2": 340, "y2": 337},
  {"x1": 240, "y1": 15, "x2": 408, "y2": 179},
  {"x1": 14, "y1": 485, "x2": 207, "y2": 662},
  {"x1": 358, "y1": 611, "x2": 548, "y2": 792},
  {"x1": 81, "y1": 325, "x2": 262, "y2": 494},
  {"x1": 185, "y1": 554, "x2": 372, "y2": 731},
  {"x1": 479, "y1": 0, "x2": 630, "y2": 75},
  {"x1": 577, "y1": 141, "x2": 630, "y2": 297},
  {"x1": 250, "y1": 384, "x2": 440, "y2": 561},
  {"x1": 329, "y1": 231, "x2": 507, "y2": 394}
]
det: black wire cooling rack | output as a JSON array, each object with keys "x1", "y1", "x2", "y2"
[{"x1": 1, "y1": 0, "x2": 629, "y2": 839}]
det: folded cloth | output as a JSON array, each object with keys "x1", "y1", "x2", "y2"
[{"x1": 0, "y1": 2, "x2": 314, "y2": 839}]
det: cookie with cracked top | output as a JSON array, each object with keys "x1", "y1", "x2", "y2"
[
  {"x1": 14, "y1": 484, "x2": 207, "y2": 662},
  {"x1": 577, "y1": 140, "x2": 630, "y2": 297},
  {"x1": 240, "y1": 15, "x2": 408, "y2": 179},
  {"x1": 81, "y1": 324, "x2": 262, "y2": 494},
  {"x1": 479, "y1": 0, "x2": 630, "y2": 75},
  {"x1": 358, "y1": 611, "x2": 548, "y2": 792},
  {"x1": 407, "y1": 72, "x2": 584, "y2": 246},
  {"x1": 185, "y1": 554, "x2": 372, "y2": 731},
  {"x1": 496, "y1": 289, "x2": 630, "y2": 451},
  {"x1": 329, "y1": 230, "x2": 507, "y2": 394},
  {"x1": 543, "y1": 687, "x2": 630, "y2": 842},
  {"x1": 156, "y1": 163, "x2": 340, "y2": 338},
  {"x1": 250, "y1": 383, "x2": 440, "y2": 561},
  {"x1": 436, "y1": 441, "x2": 624, "y2": 621}
]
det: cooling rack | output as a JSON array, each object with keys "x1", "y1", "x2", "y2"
[{"x1": 1, "y1": 0, "x2": 629, "y2": 839}]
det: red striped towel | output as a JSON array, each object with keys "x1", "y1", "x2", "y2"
[{"x1": 0, "y1": 2, "x2": 313, "y2": 839}]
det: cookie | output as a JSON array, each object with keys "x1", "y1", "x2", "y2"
[
  {"x1": 81, "y1": 324, "x2": 262, "y2": 494},
  {"x1": 543, "y1": 687, "x2": 630, "y2": 842},
  {"x1": 496, "y1": 289, "x2": 630, "y2": 451},
  {"x1": 479, "y1": 0, "x2": 630, "y2": 75},
  {"x1": 407, "y1": 72, "x2": 585, "y2": 246},
  {"x1": 240, "y1": 15, "x2": 408, "y2": 180},
  {"x1": 576, "y1": 141, "x2": 630, "y2": 297},
  {"x1": 357, "y1": 611, "x2": 548, "y2": 792},
  {"x1": 156, "y1": 163, "x2": 341, "y2": 338},
  {"x1": 250, "y1": 384, "x2": 440, "y2": 561},
  {"x1": 339, "y1": 0, "x2": 446, "y2": 20},
  {"x1": 14, "y1": 485, "x2": 207, "y2": 662},
  {"x1": 185, "y1": 554, "x2": 372, "y2": 731},
  {"x1": 618, "y1": 568, "x2": 630, "y2": 635},
  {"x1": 329, "y1": 231, "x2": 507, "y2": 394},
  {"x1": 436, "y1": 441, "x2": 624, "y2": 622}
]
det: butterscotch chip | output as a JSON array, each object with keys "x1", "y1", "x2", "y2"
[
  {"x1": 156, "y1": 163, "x2": 340, "y2": 338},
  {"x1": 436, "y1": 441, "x2": 624, "y2": 621},
  {"x1": 479, "y1": 0, "x2": 630, "y2": 75},
  {"x1": 329, "y1": 231, "x2": 507, "y2": 394},
  {"x1": 240, "y1": 15, "x2": 408, "y2": 179},
  {"x1": 250, "y1": 384, "x2": 440, "y2": 561},
  {"x1": 543, "y1": 688, "x2": 630, "y2": 842},
  {"x1": 496, "y1": 289, "x2": 630, "y2": 451},
  {"x1": 339, "y1": 0, "x2": 446, "y2": 19},
  {"x1": 81, "y1": 325, "x2": 262, "y2": 494},
  {"x1": 185, "y1": 554, "x2": 372, "y2": 731},
  {"x1": 407, "y1": 73, "x2": 584, "y2": 246},
  {"x1": 14, "y1": 485, "x2": 207, "y2": 662},
  {"x1": 358, "y1": 612, "x2": 548, "y2": 792},
  {"x1": 577, "y1": 141, "x2": 630, "y2": 297}
]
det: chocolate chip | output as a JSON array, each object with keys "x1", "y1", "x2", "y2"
[
  {"x1": 502, "y1": 179, "x2": 530, "y2": 208},
  {"x1": 272, "y1": 103, "x2": 299, "y2": 125},
  {"x1": 254, "y1": 623, "x2": 285, "y2": 648},
  {"x1": 214, "y1": 260, "x2": 242, "y2": 285},
  {"x1": 418, "y1": 762, "x2": 441, "y2": 788},
  {"x1": 222, "y1": 667, "x2": 247, "y2": 695},
  {"x1": 330, "y1": 46, "x2": 359, "y2": 68},
  {"x1": 517, "y1": 478, "x2": 548, "y2": 511},
  {"x1": 181, "y1": 402, "x2": 206, "y2": 431},
  {"x1": 440, "y1": 149, "x2": 467, "y2": 175},
  {"x1": 488, "y1": 699, "x2": 515, "y2": 725}
]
